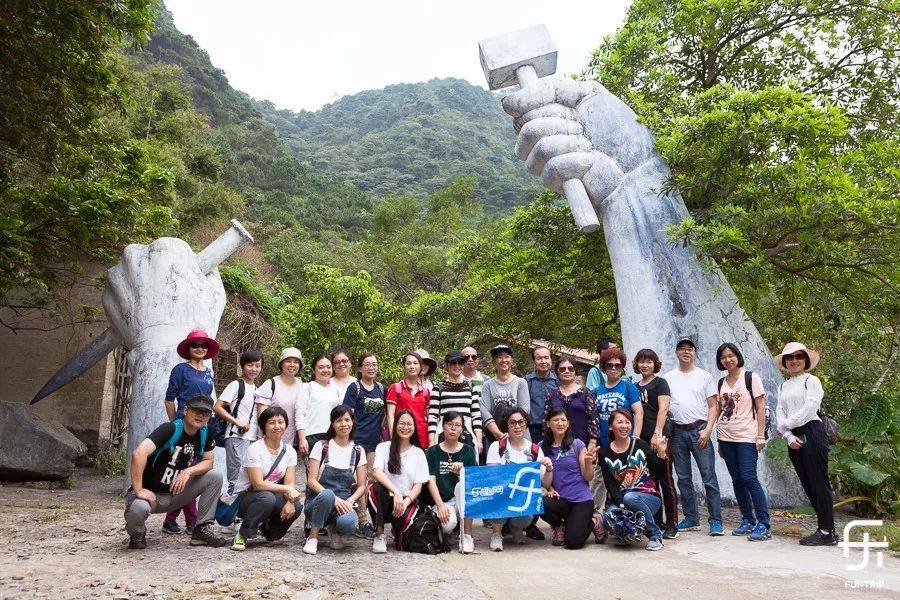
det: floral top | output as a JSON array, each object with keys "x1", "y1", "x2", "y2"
[{"x1": 544, "y1": 387, "x2": 598, "y2": 445}]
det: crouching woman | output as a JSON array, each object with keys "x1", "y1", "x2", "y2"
[
  {"x1": 230, "y1": 406, "x2": 302, "y2": 551},
  {"x1": 303, "y1": 406, "x2": 368, "y2": 555}
]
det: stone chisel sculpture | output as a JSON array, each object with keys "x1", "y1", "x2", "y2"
[
  {"x1": 31, "y1": 219, "x2": 254, "y2": 466},
  {"x1": 479, "y1": 26, "x2": 801, "y2": 503}
]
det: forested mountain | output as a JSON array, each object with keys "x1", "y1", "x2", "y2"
[{"x1": 257, "y1": 79, "x2": 543, "y2": 212}]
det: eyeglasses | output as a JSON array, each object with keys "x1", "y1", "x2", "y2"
[
  {"x1": 362, "y1": 362, "x2": 378, "y2": 368},
  {"x1": 463, "y1": 354, "x2": 478, "y2": 360},
  {"x1": 334, "y1": 359, "x2": 351, "y2": 365},
  {"x1": 785, "y1": 352, "x2": 807, "y2": 361},
  {"x1": 189, "y1": 342, "x2": 210, "y2": 349},
  {"x1": 557, "y1": 365, "x2": 575, "y2": 372},
  {"x1": 508, "y1": 419, "x2": 527, "y2": 428},
  {"x1": 603, "y1": 362, "x2": 623, "y2": 370},
  {"x1": 444, "y1": 422, "x2": 462, "y2": 429}
]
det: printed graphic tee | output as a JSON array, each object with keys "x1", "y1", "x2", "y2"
[{"x1": 142, "y1": 422, "x2": 216, "y2": 494}]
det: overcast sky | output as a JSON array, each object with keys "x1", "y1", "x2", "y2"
[{"x1": 165, "y1": 1, "x2": 630, "y2": 112}]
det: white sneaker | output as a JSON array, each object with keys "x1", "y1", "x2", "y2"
[
  {"x1": 489, "y1": 533, "x2": 503, "y2": 552},
  {"x1": 329, "y1": 527, "x2": 345, "y2": 550},
  {"x1": 462, "y1": 533, "x2": 475, "y2": 554},
  {"x1": 302, "y1": 538, "x2": 318, "y2": 555},
  {"x1": 372, "y1": 533, "x2": 387, "y2": 554}
]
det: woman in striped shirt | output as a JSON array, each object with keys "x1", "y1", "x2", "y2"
[{"x1": 428, "y1": 350, "x2": 483, "y2": 455}]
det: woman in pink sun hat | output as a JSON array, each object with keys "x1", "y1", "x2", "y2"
[
  {"x1": 773, "y1": 341, "x2": 836, "y2": 547},
  {"x1": 161, "y1": 328, "x2": 220, "y2": 535}
]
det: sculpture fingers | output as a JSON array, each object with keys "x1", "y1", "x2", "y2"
[
  {"x1": 502, "y1": 78, "x2": 598, "y2": 118},
  {"x1": 582, "y1": 152, "x2": 626, "y2": 207},
  {"x1": 514, "y1": 105, "x2": 579, "y2": 132},
  {"x1": 516, "y1": 117, "x2": 584, "y2": 160},
  {"x1": 525, "y1": 134, "x2": 592, "y2": 177},
  {"x1": 541, "y1": 152, "x2": 594, "y2": 194}
]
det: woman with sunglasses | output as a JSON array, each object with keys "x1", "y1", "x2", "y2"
[
  {"x1": 161, "y1": 328, "x2": 219, "y2": 535},
  {"x1": 303, "y1": 355, "x2": 344, "y2": 452},
  {"x1": 540, "y1": 408, "x2": 601, "y2": 549},
  {"x1": 485, "y1": 408, "x2": 552, "y2": 551},
  {"x1": 428, "y1": 350, "x2": 482, "y2": 453},
  {"x1": 590, "y1": 347, "x2": 643, "y2": 511},
  {"x1": 368, "y1": 409, "x2": 430, "y2": 553},
  {"x1": 774, "y1": 342, "x2": 835, "y2": 546},
  {"x1": 330, "y1": 349, "x2": 357, "y2": 399},
  {"x1": 543, "y1": 357, "x2": 598, "y2": 450}
]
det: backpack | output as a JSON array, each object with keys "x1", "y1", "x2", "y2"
[
  {"x1": 779, "y1": 376, "x2": 838, "y2": 445},
  {"x1": 400, "y1": 505, "x2": 446, "y2": 554},
  {"x1": 717, "y1": 370, "x2": 770, "y2": 439},
  {"x1": 214, "y1": 379, "x2": 253, "y2": 446},
  {"x1": 151, "y1": 419, "x2": 208, "y2": 466},
  {"x1": 497, "y1": 436, "x2": 539, "y2": 463}
]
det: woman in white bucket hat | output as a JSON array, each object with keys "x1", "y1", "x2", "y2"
[
  {"x1": 773, "y1": 342, "x2": 835, "y2": 546},
  {"x1": 254, "y1": 348, "x2": 308, "y2": 452}
]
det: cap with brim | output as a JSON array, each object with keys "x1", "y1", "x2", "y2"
[
  {"x1": 444, "y1": 350, "x2": 465, "y2": 364},
  {"x1": 184, "y1": 395, "x2": 214, "y2": 412},
  {"x1": 278, "y1": 347, "x2": 304, "y2": 370},
  {"x1": 675, "y1": 338, "x2": 696, "y2": 350},
  {"x1": 490, "y1": 344, "x2": 513, "y2": 357},
  {"x1": 176, "y1": 328, "x2": 219, "y2": 360},
  {"x1": 774, "y1": 342, "x2": 820, "y2": 372},
  {"x1": 413, "y1": 348, "x2": 438, "y2": 374}
]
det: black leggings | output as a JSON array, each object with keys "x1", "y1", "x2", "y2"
[
  {"x1": 641, "y1": 434, "x2": 679, "y2": 529},
  {"x1": 541, "y1": 497, "x2": 595, "y2": 549},
  {"x1": 237, "y1": 490, "x2": 303, "y2": 540},
  {"x1": 367, "y1": 482, "x2": 418, "y2": 548},
  {"x1": 788, "y1": 420, "x2": 834, "y2": 531}
]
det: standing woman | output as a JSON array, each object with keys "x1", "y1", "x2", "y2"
[
  {"x1": 480, "y1": 344, "x2": 530, "y2": 451},
  {"x1": 386, "y1": 352, "x2": 431, "y2": 449},
  {"x1": 543, "y1": 357, "x2": 598, "y2": 449},
  {"x1": 428, "y1": 350, "x2": 482, "y2": 453},
  {"x1": 343, "y1": 352, "x2": 385, "y2": 538},
  {"x1": 714, "y1": 342, "x2": 770, "y2": 541},
  {"x1": 303, "y1": 355, "x2": 344, "y2": 452},
  {"x1": 633, "y1": 348, "x2": 679, "y2": 539},
  {"x1": 229, "y1": 406, "x2": 302, "y2": 551},
  {"x1": 368, "y1": 410, "x2": 430, "y2": 553},
  {"x1": 425, "y1": 411, "x2": 478, "y2": 553},
  {"x1": 162, "y1": 328, "x2": 219, "y2": 535},
  {"x1": 331, "y1": 349, "x2": 357, "y2": 399},
  {"x1": 303, "y1": 406, "x2": 368, "y2": 554},
  {"x1": 254, "y1": 348, "x2": 308, "y2": 454},
  {"x1": 415, "y1": 348, "x2": 438, "y2": 392},
  {"x1": 540, "y1": 408, "x2": 601, "y2": 549},
  {"x1": 774, "y1": 342, "x2": 835, "y2": 546}
]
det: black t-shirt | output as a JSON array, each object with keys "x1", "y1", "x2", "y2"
[
  {"x1": 637, "y1": 377, "x2": 671, "y2": 441},
  {"x1": 142, "y1": 422, "x2": 216, "y2": 494}
]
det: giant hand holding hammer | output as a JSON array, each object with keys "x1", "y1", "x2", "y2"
[
  {"x1": 32, "y1": 220, "x2": 254, "y2": 468},
  {"x1": 481, "y1": 27, "x2": 801, "y2": 504}
]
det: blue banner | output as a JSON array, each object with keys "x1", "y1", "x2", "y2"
[{"x1": 462, "y1": 462, "x2": 544, "y2": 519}]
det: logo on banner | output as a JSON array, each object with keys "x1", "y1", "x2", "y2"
[
  {"x1": 463, "y1": 462, "x2": 544, "y2": 519},
  {"x1": 507, "y1": 466, "x2": 543, "y2": 512}
]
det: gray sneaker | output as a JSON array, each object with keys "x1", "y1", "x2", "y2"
[
  {"x1": 646, "y1": 538, "x2": 663, "y2": 551},
  {"x1": 189, "y1": 523, "x2": 228, "y2": 547}
]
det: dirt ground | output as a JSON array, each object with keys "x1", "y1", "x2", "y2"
[{"x1": 1, "y1": 469, "x2": 897, "y2": 600}]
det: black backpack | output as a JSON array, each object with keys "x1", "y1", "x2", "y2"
[
  {"x1": 213, "y1": 379, "x2": 253, "y2": 447},
  {"x1": 401, "y1": 506, "x2": 446, "y2": 554}
]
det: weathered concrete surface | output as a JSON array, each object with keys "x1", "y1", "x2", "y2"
[
  {"x1": 500, "y1": 74, "x2": 802, "y2": 505},
  {"x1": 0, "y1": 402, "x2": 87, "y2": 480},
  {"x1": 1, "y1": 470, "x2": 896, "y2": 599}
]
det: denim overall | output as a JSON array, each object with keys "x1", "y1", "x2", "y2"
[{"x1": 304, "y1": 442, "x2": 360, "y2": 533}]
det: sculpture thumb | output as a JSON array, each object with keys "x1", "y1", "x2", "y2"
[{"x1": 30, "y1": 219, "x2": 254, "y2": 404}]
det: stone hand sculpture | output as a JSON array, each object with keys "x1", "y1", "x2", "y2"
[
  {"x1": 481, "y1": 27, "x2": 801, "y2": 504},
  {"x1": 32, "y1": 220, "x2": 253, "y2": 471}
]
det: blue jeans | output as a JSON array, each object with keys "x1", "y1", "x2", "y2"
[
  {"x1": 719, "y1": 441, "x2": 770, "y2": 528},
  {"x1": 623, "y1": 491, "x2": 662, "y2": 541},
  {"x1": 670, "y1": 422, "x2": 722, "y2": 522},
  {"x1": 303, "y1": 489, "x2": 359, "y2": 534}
]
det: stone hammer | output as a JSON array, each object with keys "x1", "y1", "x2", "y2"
[{"x1": 478, "y1": 25, "x2": 601, "y2": 233}]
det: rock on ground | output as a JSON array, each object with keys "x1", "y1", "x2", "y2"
[{"x1": 0, "y1": 401, "x2": 87, "y2": 481}]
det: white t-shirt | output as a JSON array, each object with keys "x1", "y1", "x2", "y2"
[
  {"x1": 233, "y1": 439, "x2": 298, "y2": 494},
  {"x1": 310, "y1": 439, "x2": 367, "y2": 470},
  {"x1": 372, "y1": 441, "x2": 429, "y2": 496},
  {"x1": 663, "y1": 367, "x2": 717, "y2": 425},
  {"x1": 219, "y1": 380, "x2": 259, "y2": 440},
  {"x1": 486, "y1": 438, "x2": 546, "y2": 475},
  {"x1": 254, "y1": 377, "x2": 307, "y2": 447},
  {"x1": 333, "y1": 376, "x2": 357, "y2": 400},
  {"x1": 304, "y1": 380, "x2": 344, "y2": 436}
]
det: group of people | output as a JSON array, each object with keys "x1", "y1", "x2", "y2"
[{"x1": 124, "y1": 328, "x2": 837, "y2": 554}]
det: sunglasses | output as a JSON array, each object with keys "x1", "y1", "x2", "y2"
[
  {"x1": 447, "y1": 359, "x2": 466, "y2": 366},
  {"x1": 189, "y1": 342, "x2": 210, "y2": 349},
  {"x1": 603, "y1": 362, "x2": 623, "y2": 370},
  {"x1": 785, "y1": 352, "x2": 808, "y2": 361},
  {"x1": 557, "y1": 365, "x2": 576, "y2": 372},
  {"x1": 463, "y1": 354, "x2": 478, "y2": 360},
  {"x1": 508, "y1": 418, "x2": 527, "y2": 427}
]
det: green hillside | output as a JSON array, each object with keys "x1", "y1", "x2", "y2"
[{"x1": 257, "y1": 78, "x2": 543, "y2": 212}]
